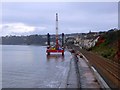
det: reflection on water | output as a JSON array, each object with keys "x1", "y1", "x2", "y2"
[
  {"x1": 2, "y1": 45, "x2": 71, "y2": 88},
  {"x1": 46, "y1": 54, "x2": 65, "y2": 62}
]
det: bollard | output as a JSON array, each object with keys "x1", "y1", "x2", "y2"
[
  {"x1": 62, "y1": 33, "x2": 64, "y2": 47},
  {"x1": 47, "y1": 33, "x2": 50, "y2": 46}
]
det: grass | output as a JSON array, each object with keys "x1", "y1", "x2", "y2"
[
  {"x1": 90, "y1": 30, "x2": 120, "y2": 63},
  {"x1": 92, "y1": 41, "x2": 116, "y2": 60}
]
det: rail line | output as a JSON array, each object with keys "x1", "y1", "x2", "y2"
[{"x1": 72, "y1": 45, "x2": 120, "y2": 89}]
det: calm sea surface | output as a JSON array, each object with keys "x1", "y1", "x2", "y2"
[{"x1": 2, "y1": 45, "x2": 71, "y2": 88}]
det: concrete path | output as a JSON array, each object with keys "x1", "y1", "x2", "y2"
[
  {"x1": 66, "y1": 46, "x2": 101, "y2": 89},
  {"x1": 67, "y1": 55, "x2": 80, "y2": 88},
  {"x1": 77, "y1": 56, "x2": 101, "y2": 89}
]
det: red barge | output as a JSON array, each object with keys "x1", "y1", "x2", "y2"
[{"x1": 46, "y1": 13, "x2": 64, "y2": 55}]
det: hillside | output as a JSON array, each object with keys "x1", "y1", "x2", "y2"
[
  {"x1": 1, "y1": 35, "x2": 47, "y2": 45},
  {"x1": 1, "y1": 33, "x2": 78, "y2": 45},
  {"x1": 91, "y1": 29, "x2": 120, "y2": 63}
]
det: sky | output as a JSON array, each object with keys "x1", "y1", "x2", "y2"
[{"x1": 1, "y1": 2, "x2": 118, "y2": 36}]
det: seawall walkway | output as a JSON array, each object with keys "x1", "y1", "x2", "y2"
[{"x1": 66, "y1": 45, "x2": 101, "y2": 89}]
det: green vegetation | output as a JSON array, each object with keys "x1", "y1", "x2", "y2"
[
  {"x1": 1, "y1": 34, "x2": 62, "y2": 45},
  {"x1": 92, "y1": 44, "x2": 116, "y2": 59},
  {"x1": 91, "y1": 29, "x2": 120, "y2": 63},
  {"x1": 1, "y1": 35, "x2": 47, "y2": 45}
]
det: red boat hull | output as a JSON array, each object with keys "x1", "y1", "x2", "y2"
[{"x1": 46, "y1": 49, "x2": 64, "y2": 53}]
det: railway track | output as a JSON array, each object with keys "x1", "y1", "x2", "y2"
[{"x1": 71, "y1": 45, "x2": 120, "y2": 89}]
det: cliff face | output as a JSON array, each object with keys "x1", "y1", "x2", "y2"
[{"x1": 91, "y1": 30, "x2": 120, "y2": 63}]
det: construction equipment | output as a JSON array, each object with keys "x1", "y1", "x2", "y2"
[{"x1": 46, "y1": 13, "x2": 64, "y2": 55}]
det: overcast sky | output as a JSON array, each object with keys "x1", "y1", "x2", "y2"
[{"x1": 1, "y1": 2, "x2": 118, "y2": 36}]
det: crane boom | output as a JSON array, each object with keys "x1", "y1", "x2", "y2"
[{"x1": 56, "y1": 13, "x2": 59, "y2": 49}]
